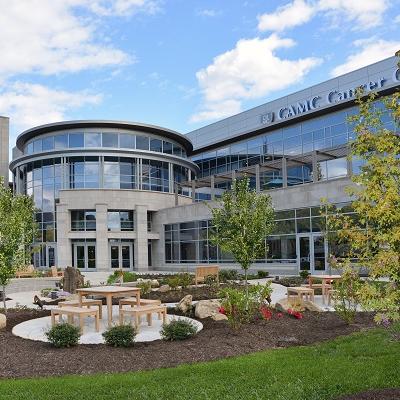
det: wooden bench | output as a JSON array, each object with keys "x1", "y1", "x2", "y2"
[
  {"x1": 51, "y1": 306, "x2": 100, "y2": 334},
  {"x1": 59, "y1": 298, "x2": 103, "y2": 319},
  {"x1": 15, "y1": 265, "x2": 35, "y2": 278},
  {"x1": 195, "y1": 266, "x2": 219, "y2": 286},
  {"x1": 287, "y1": 287, "x2": 315, "y2": 303},
  {"x1": 119, "y1": 298, "x2": 162, "y2": 319},
  {"x1": 119, "y1": 305, "x2": 167, "y2": 331}
]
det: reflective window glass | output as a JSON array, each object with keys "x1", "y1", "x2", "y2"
[
  {"x1": 102, "y1": 133, "x2": 118, "y2": 148},
  {"x1": 150, "y1": 138, "x2": 162, "y2": 152},
  {"x1": 42, "y1": 137, "x2": 54, "y2": 151},
  {"x1": 136, "y1": 136, "x2": 149, "y2": 150},
  {"x1": 69, "y1": 133, "x2": 84, "y2": 148},
  {"x1": 54, "y1": 134, "x2": 68, "y2": 149},
  {"x1": 119, "y1": 133, "x2": 135, "y2": 149},
  {"x1": 85, "y1": 133, "x2": 101, "y2": 147}
]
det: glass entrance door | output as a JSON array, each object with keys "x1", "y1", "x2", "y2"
[
  {"x1": 73, "y1": 242, "x2": 96, "y2": 270},
  {"x1": 109, "y1": 241, "x2": 133, "y2": 269},
  {"x1": 297, "y1": 234, "x2": 327, "y2": 273}
]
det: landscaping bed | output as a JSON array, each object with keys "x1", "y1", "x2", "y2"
[
  {"x1": 337, "y1": 388, "x2": 400, "y2": 400},
  {"x1": 0, "y1": 309, "x2": 375, "y2": 379}
]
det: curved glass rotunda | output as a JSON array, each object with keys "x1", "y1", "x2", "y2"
[{"x1": 10, "y1": 121, "x2": 199, "y2": 271}]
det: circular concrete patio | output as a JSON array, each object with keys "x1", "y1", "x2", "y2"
[{"x1": 12, "y1": 305, "x2": 203, "y2": 344}]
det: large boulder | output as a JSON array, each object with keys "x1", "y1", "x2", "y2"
[
  {"x1": 0, "y1": 313, "x2": 6, "y2": 330},
  {"x1": 176, "y1": 295, "x2": 192, "y2": 313},
  {"x1": 211, "y1": 312, "x2": 228, "y2": 321},
  {"x1": 158, "y1": 284, "x2": 170, "y2": 293},
  {"x1": 62, "y1": 266, "x2": 84, "y2": 294},
  {"x1": 195, "y1": 299, "x2": 221, "y2": 319},
  {"x1": 274, "y1": 298, "x2": 323, "y2": 313}
]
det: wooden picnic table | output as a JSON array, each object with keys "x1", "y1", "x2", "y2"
[
  {"x1": 309, "y1": 275, "x2": 341, "y2": 305},
  {"x1": 76, "y1": 286, "x2": 141, "y2": 326}
]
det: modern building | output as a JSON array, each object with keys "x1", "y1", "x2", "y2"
[{"x1": 9, "y1": 55, "x2": 400, "y2": 276}]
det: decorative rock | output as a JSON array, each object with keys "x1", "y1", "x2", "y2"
[
  {"x1": 0, "y1": 313, "x2": 6, "y2": 329},
  {"x1": 211, "y1": 312, "x2": 228, "y2": 321},
  {"x1": 158, "y1": 284, "x2": 170, "y2": 293},
  {"x1": 62, "y1": 266, "x2": 84, "y2": 294},
  {"x1": 151, "y1": 279, "x2": 160, "y2": 288},
  {"x1": 195, "y1": 299, "x2": 221, "y2": 319},
  {"x1": 274, "y1": 298, "x2": 323, "y2": 313},
  {"x1": 176, "y1": 295, "x2": 192, "y2": 313}
]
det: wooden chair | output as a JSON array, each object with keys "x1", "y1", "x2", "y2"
[
  {"x1": 119, "y1": 304, "x2": 167, "y2": 331},
  {"x1": 51, "y1": 306, "x2": 100, "y2": 334},
  {"x1": 15, "y1": 265, "x2": 35, "y2": 278},
  {"x1": 287, "y1": 287, "x2": 315, "y2": 303},
  {"x1": 59, "y1": 298, "x2": 103, "y2": 319},
  {"x1": 195, "y1": 266, "x2": 219, "y2": 286}
]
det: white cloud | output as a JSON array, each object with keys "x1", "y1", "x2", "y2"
[
  {"x1": 257, "y1": 0, "x2": 315, "y2": 32},
  {"x1": 318, "y1": 0, "x2": 388, "y2": 29},
  {"x1": 394, "y1": 14, "x2": 400, "y2": 24},
  {"x1": 87, "y1": 0, "x2": 160, "y2": 16},
  {"x1": 0, "y1": 82, "x2": 102, "y2": 131},
  {"x1": 0, "y1": 0, "x2": 136, "y2": 79},
  {"x1": 196, "y1": 9, "x2": 220, "y2": 17},
  {"x1": 331, "y1": 39, "x2": 400, "y2": 76},
  {"x1": 257, "y1": 0, "x2": 389, "y2": 32},
  {"x1": 190, "y1": 35, "x2": 322, "y2": 123}
]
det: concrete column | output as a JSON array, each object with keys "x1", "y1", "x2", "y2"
[
  {"x1": 347, "y1": 155, "x2": 353, "y2": 178},
  {"x1": 255, "y1": 164, "x2": 260, "y2": 193},
  {"x1": 210, "y1": 175, "x2": 215, "y2": 200},
  {"x1": 282, "y1": 158, "x2": 288, "y2": 188},
  {"x1": 191, "y1": 180, "x2": 196, "y2": 203},
  {"x1": 95, "y1": 203, "x2": 108, "y2": 271},
  {"x1": 312, "y1": 151, "x2": 318, "y2": 183},
  {"x1": 135, "y1": 205, "x2": 149, "y2": 271},
  {"x1": 55, "y1": 204, "x2": 72, "y2": 268},
  {"x1": 174, "y1": 183, "x2": 179, "y2": 206},
  {"x1": 0, "y1": 117, "x2": 9, "y2": 186}
]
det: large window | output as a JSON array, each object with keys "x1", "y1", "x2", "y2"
[
  {"x1": 107, "y1": 210, "x2": 134, "y2": 231},
  {"x1": 142, "y1": 160, "x2": 169, "y2": 192},
  {"x1": 71, "y1": 210, "x2": 96, "y2": 231},
  {"x1": 165, "y1": 204, "x2": 357, "y2": 264},
  {"x1": 104, "y1": 157, "x2": 137, "y2": 189},
  {"x1": 24, "y1": 132, "x2": 187, "y2": 158},
  {"x1": 68, "y1": 156, "x2": 99, "y2": 189}
]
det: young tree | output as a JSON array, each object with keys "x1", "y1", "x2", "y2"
[
  {"x1": 325, "y1": 87, "x2": 400, "y2": 324},
  {"x1": 0, "y1": 179, "x2": 38, "y2": 312},
  {"x1": 209, "y1": 177, "x2": 275, "y2": 290}
]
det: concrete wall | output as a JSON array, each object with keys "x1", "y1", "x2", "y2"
[
  {"x1": 6, "y1": 277, "x2": 60, "y2": 294},
  {"x1": 0, "y1": 117, "x2": 9, "y2": 186},
  {"x1": 56, "y1": 189, "x2": 192, "y2": 271}
]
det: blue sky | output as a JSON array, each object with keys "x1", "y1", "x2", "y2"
[{"x1": 0, "y1": 0, "x2": 399, "y2": 147}]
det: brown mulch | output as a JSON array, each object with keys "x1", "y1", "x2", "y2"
[
  {"x1": 337, "y1": 388, "x2": 400, "y2": 399},
  {"x1": 0, "y1": 310, "x2": 375, "y2": 379}
]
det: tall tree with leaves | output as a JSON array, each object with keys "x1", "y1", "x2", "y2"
[
  {"x1": 0, "y1": 179, "x2": 38, "y2": 312},
  {"x1": 209, "y1": 177, "x2": 275, "y2": 290},
  {"x1": 325, "y1": 86, "x2": 400, "y2": 324}
]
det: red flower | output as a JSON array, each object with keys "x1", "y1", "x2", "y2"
[
  {"x1": 219, "y1": 307, "x2": 226, "y2": 315},
  {"x1": 276, "y1": 312, "x2": 283, "y2": 319},
  {"x1": 260, "y1": 306, "x2": 273, "y2": 320}
]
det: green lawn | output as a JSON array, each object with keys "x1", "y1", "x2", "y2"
[{"x1": 0, "y1": 328, "x2": 399, "y2": 400}]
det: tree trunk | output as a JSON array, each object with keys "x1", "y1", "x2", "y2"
[{"x1": 2, "y1": 285, "x2": 6, "y2": 313}]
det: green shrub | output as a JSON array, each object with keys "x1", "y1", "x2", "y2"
[
  {"x1": 177, "y1": 272, "x2": 193, "y2": 288},
  {"x1": 299, "y1": 270, "x2": 310, "y2": 280},
  {"x1": 161, "y1": 319, "x2": 197, "y2": 341},
  {"x1": 107, "y1": 271, "x2": 137, "y2": 284},
  {"x1": 103, "y1": 324, "x2": 136, "y2": 347},
  {"x1": 278, "y1": 277, "x2": 304, "y2": 287},
  {"x1": 219, "y1": 283, "x2": 272, "y2": 329},
  {"x1": 204, "y1": 274, "x2": 219, "y2": 287},
  {"x1": 219, "y1": 269, "x2": 239, "y2": 282},
  {"x1": 136, "y1": 280, "x2": 152, "y2": 295},
  {"x1": 45, "y1": 323, "x2": 81, "y2": 348},
  {"x1": 167, "y1": 275, "x2": 181, "y2": 290},
  {"x1": 257, "y1": 270, "x2": 269, "y2": 279},
  {"x1": 332, "y1": 264, "x2": 361, "y2": 324},
  {"x1": 40, "y1": 288, "x2": 54, "y2": 297}
]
